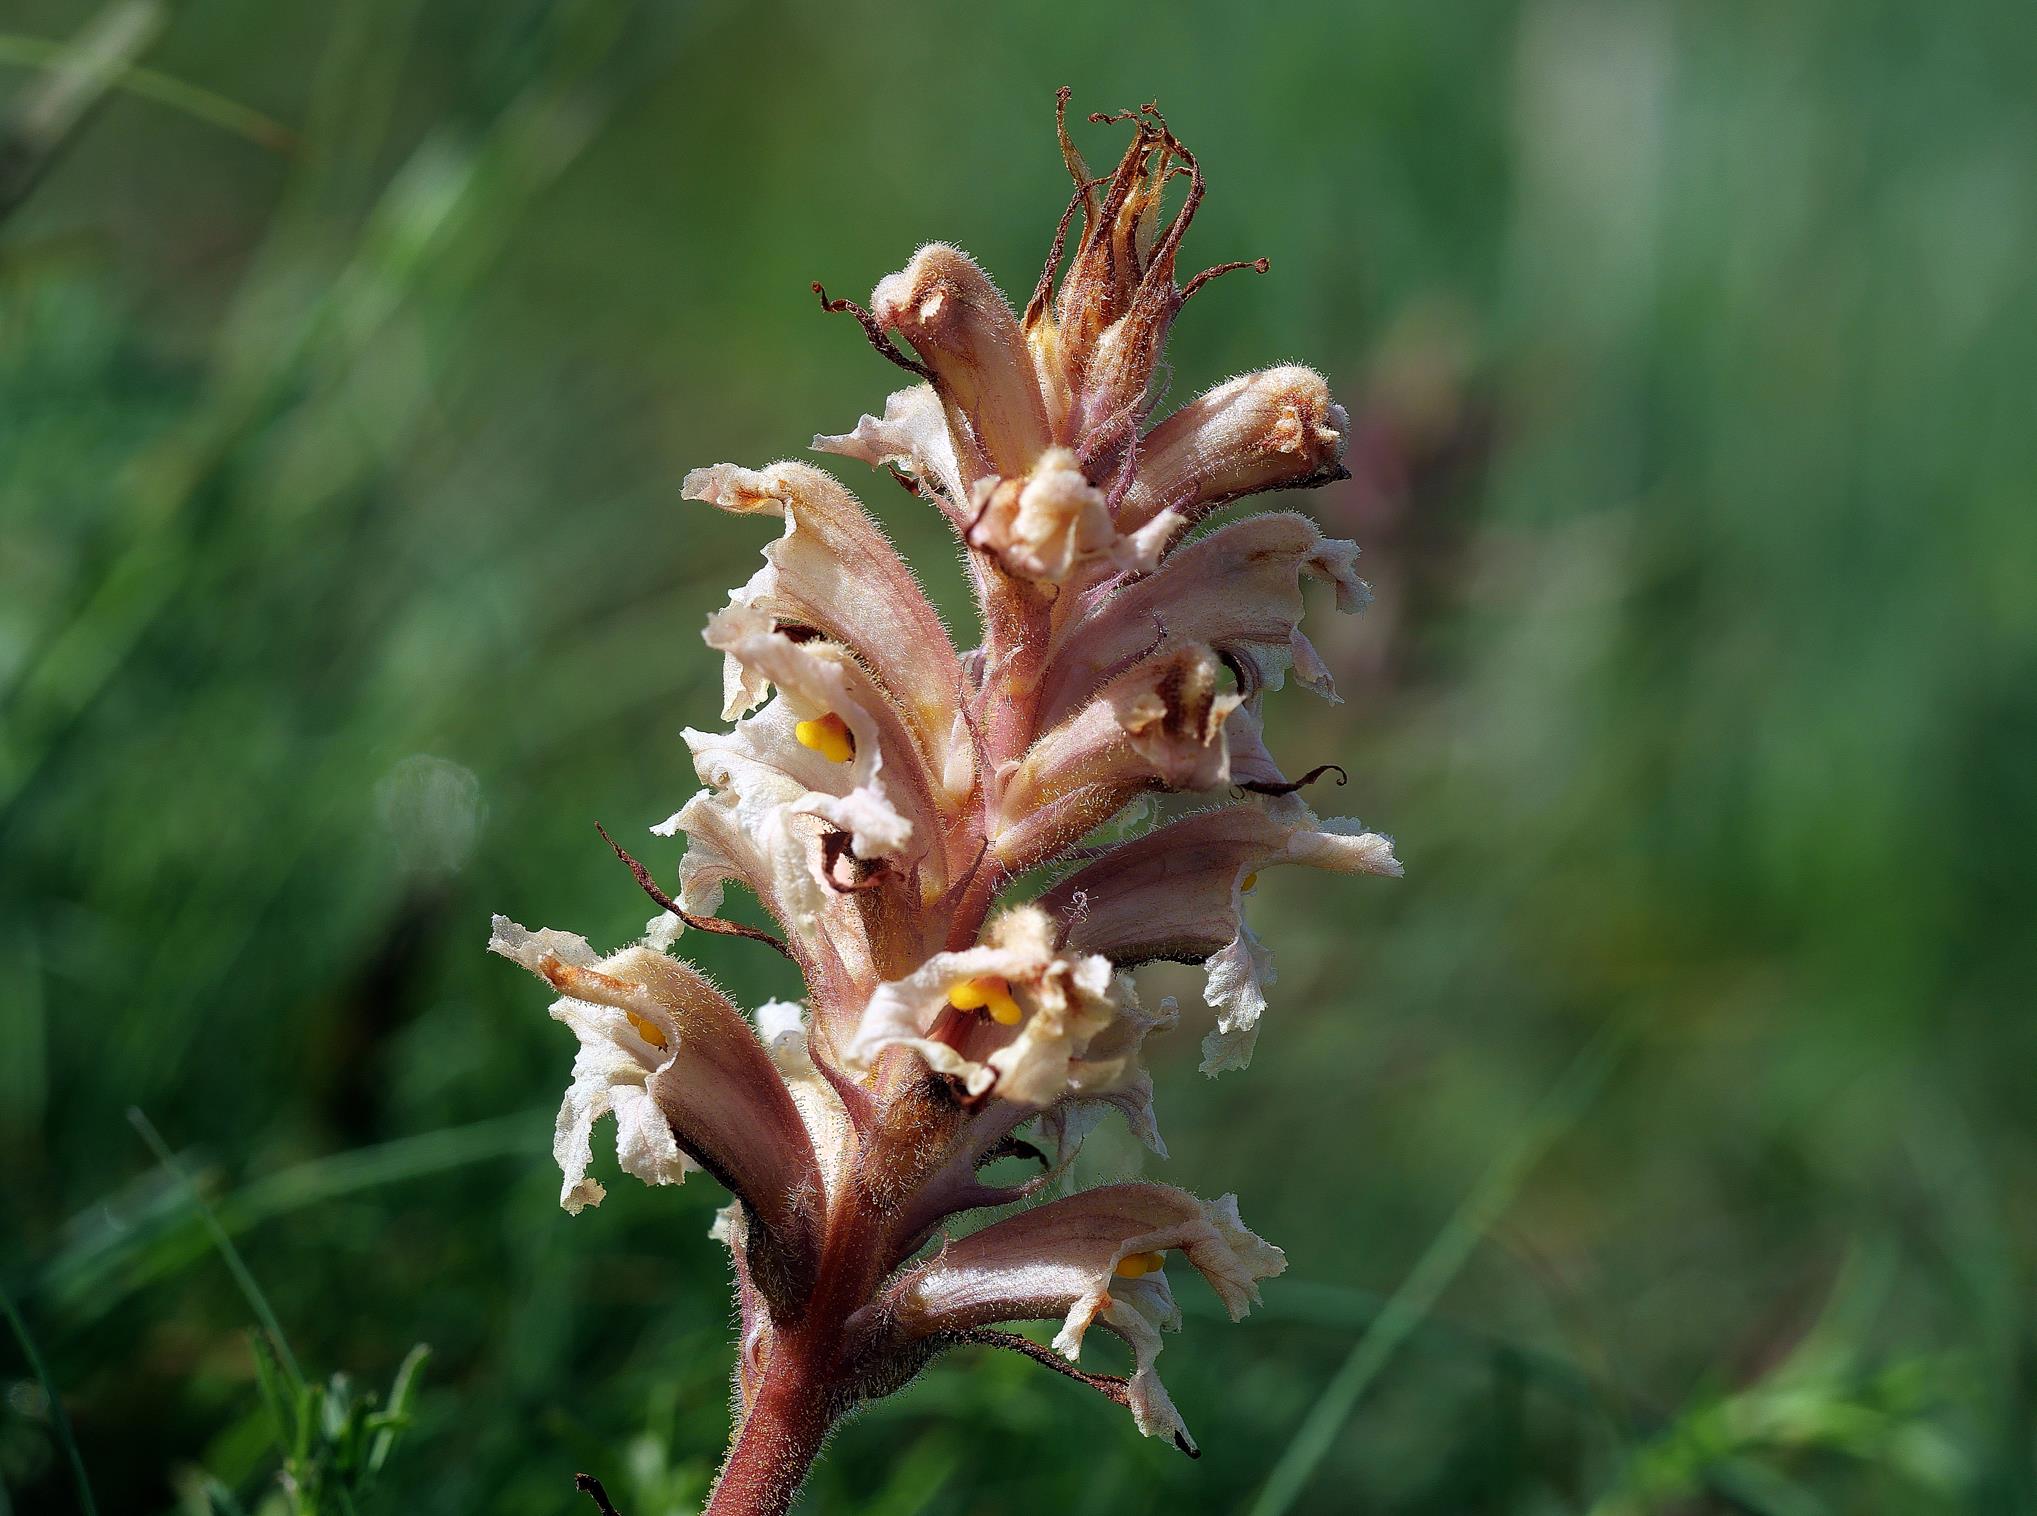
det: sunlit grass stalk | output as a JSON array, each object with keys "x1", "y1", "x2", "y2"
[
  {"x1": 0, "y1": 1280, "x2": 99, "y2": 1516},
  {"x1": 1250, "y1": 1022, "x2": 1627, "y2": 1515}
]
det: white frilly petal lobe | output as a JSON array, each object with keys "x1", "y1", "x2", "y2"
[
  {"x1": 487, "y1": 916, "x2": 692, "y2": 1214},
  {"x1": 1199, "y1": 922, "x2": 1277, "y2": 1075},
  {"x1": 755, "y1": 999, "x2": 853, "y2": 1197},
  {"x1": 813, "y1": 382, "x2": 971, "y2": 515}
]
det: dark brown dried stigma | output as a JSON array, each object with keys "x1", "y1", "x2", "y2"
[
  {"x1": 1236, "y1": 762, "x2": 1349, "y2": 798},
  {"x1": 953, "y1": 1327, "x2": 1133, "y2": 1406},
  {"x1": 976, "y1": 1133, "x2": 1051, "y2": 1170},
  {"x1": 812, "y1": 281, "x2": 934, "y2": 383},
  {"x1": 595, "y1": 823, "x2": 795, "y2": 960},
  {"x1": 1180, "y1": 256, "x2": 1271, "y2": 303}
]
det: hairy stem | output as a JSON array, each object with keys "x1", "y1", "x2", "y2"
[{"x1": 702, "y1": 1349, "x2": 835, "y2": 1516}]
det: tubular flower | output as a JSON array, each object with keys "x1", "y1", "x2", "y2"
[{"x1": 491, "y1": 95, "x2": 1398, "y2": 1516}]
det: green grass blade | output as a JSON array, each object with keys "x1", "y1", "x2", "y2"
[
  {"x1": 0, "y1": 34, "x2": 294, "y2": 150},
  {"x1": 365, "y1": 1344, "x2": 431, "y2": 1475},
  {"x1": 1248, "y1": 1022, "x2": 1628, "y2": 1516},
  {"x1": 0, "y1": 1278, "x2": 100, "y2": 1516},
  {"x1": 34, "y1": 1111, "x2": 545, "y2": 1322},
  {"x1": 197, "y1": 1475, "x2": 249, "y2": 1516},
  {"x1": 1186, "y1": 1275, "x2": 1631, "y2": 1431},
  {"x1": 247, "y1": 1330, "x2": 299, "y2": 1450},
  {"x1": 0, "y1": 0, "x2": 168, "y2": 224},
  {"x1": 0, "y1": 0, "x2": 637, "y2": 819},
  {"x1": 126, "y1": 1107, "x2": 305, "y2": 1394}
]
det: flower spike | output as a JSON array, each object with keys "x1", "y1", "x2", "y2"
[{"x1": 492, "y1": 92, "x2": 1399, "y2": 1514}]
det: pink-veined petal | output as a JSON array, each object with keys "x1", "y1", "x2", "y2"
[
  {"x1": 871, "y1": 243, "x2": 1051, "y2": 481},
  {"x1": 889, "y1": 1183, "x2": 1284, "y2": 1451},
  {"x1": 994, "y1": 644, "x2": 1242, "y2": 871},
  {"x1": 487, "y1": 919, "x2": 692, "y2": 1214},
  {"x1": 1040, "y1": 511, "x2": 1367, "y2": 727},
  {"x1": 666, "y1": 727, "x2": 875, "y2": 1009},
  {"x1": 704, "y1": 604, "x2": 953, "y2": 867},
  {"x1": 1037, "y1": 801, "x2": 1400, "y2": 1072},
  {"x1": 965, "y1": 447, "x2": 1114, "y2": 583},
  {"x1": 680, "y1": 461, "x2": 963, "y2": 764},
  {"x1": 1117, "y1": 366, "x2": 1349, "y2": 535},
  {"x1": 813, "y1": 381, "x2": 974, "y2": 522},
  {"x1": 665, "y1": 715, "x2": 933, "y2": 1037}
]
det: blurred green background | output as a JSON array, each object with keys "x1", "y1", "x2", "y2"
[{"x1": 3, "y1": 0, "x2": 2033, "y2": 1512}]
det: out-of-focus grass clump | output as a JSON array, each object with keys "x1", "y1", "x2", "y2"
[{"x1": 3, "y1": 1, "x2": 2033, "y2": 1512}]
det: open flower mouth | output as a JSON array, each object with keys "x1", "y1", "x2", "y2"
[{"x1": 489, "y1": 91, "x2": 1400, "y2": 1513}]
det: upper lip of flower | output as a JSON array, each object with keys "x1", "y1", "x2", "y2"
[
  {"x1": 1033, "y1": 510, "x2": 1372, "y2": 729},
  {"x1": 680, "y1": 460, "x2": 967, "y2": 760}
]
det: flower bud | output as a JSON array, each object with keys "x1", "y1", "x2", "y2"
[
  {"x1": 872, "y1": 244, "x2": 1051, "y2": 480},
  {"x1": 1120, "y1": 366, "x2": 1349, "y2": 533}
]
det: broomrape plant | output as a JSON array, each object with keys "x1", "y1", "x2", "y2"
[{"x1": 491, "y1": 94, "x2": 1399, "y2": 1515}]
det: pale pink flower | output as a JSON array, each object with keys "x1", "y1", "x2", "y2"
[{"x1": 492, "y1": 95, "x2": 1398, "y2": 1516}]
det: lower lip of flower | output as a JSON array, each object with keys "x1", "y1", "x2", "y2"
[
  {"x1": 947, "y1": 975, "x2": 1022, "y2": 1025},
  {"x1": 794, "y1": 711, "x2": 856, "y2": 762},
  {"x1": 627, "y1": 1012, "x2": 668, "y2": 1048}
]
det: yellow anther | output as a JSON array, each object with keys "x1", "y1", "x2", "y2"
[
  {"x1": 947, "y1": 975, "x2": 1022, "y2": 1025},
  {"x1": 793, "y1": 712, "x2": 856, "y2": 763},
  {"x1": 1240, "y1": 871, "x2": 1260, "y2": 893},
  {"x1": 626, "y1": 1011, "x2": 668, "y2": 1050},
  {"x1": 1114, "y1": 1250, "x2": 1167, "y2": 1279}
]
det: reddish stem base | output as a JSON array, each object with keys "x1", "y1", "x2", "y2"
[{"x1": 701, "y1": 1345, "x2": 836, "y2": 1516}]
